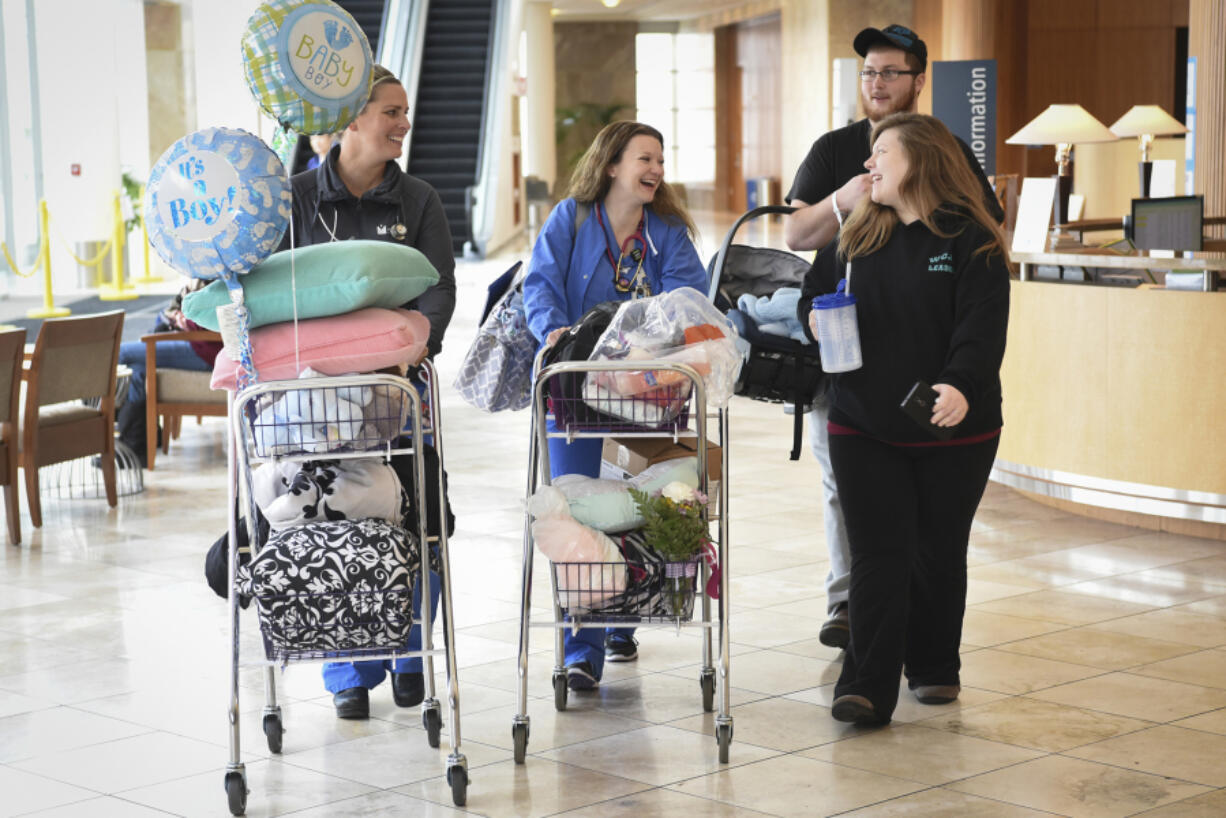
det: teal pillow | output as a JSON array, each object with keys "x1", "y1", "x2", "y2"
[
  {"x1": 555, "y1": 458, "x2": 700, "y2": 533},
  {"x1": 182, "y1": 240, "x2": 439, "y2": 330}
]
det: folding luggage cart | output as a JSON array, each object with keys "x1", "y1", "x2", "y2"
[
  {"x1": 511, "y1": 353, "x2": 734, "y2": 763},
  {"x1": 221, "y1": 362, "x2": 467, "y2": 814},
  {"x1": 707, "y1": 205, "x2": 826, "y2": 460}
]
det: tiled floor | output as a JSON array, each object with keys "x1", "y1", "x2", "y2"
[{"x1": 2, "y1": 213, "x2": 1225, "y2": 816}]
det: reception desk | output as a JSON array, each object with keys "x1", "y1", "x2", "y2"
[{"x1": 994, "y1": 249, "x2": 1226, "y2": 539}]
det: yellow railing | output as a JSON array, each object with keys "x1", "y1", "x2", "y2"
[{"x1": 0, "y1": 190, "x2": 163, "y2": 318}]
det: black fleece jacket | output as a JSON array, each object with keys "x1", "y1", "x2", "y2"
[
  {"x1": 280, "y1": 144, "x2": 456, "y2": 357},
  {"x1": 797, "y1": 209, "x2": 1010, "y2": 443}
]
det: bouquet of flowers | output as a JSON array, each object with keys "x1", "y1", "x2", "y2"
[
  {"x1": 628, "y1": 481, "x2": 711, "y2": 616},
  {"x1": 628, "y1": 480, "x2": 711, "y2": 560}
]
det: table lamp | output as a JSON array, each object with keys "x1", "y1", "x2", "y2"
[
  {"x1": 1109, "y1": 104, "x2": 1187, "y2": 198},
  {"x1": 1006, "y1": 104, "x2": 1117, "y2": 227}
]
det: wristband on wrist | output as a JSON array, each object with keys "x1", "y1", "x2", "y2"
[{"x1": 831, "y1": 194, "x2": 844, "y2": 227}]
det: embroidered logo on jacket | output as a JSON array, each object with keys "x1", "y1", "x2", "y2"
[{"x1": 928, "y1": 252, "x2": 954, "y2": 274}]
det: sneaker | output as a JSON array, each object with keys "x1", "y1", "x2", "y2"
[
  {"x1": 831, "y1": 694, "x2": 888, "y2": 726},
  {"x1": 912, "y1": 684, "x2": 960, "y2": 705},
  {"x1": 819, "y1": 602, "x2": 849, "y2": 649},
  {"x1": 604, "y1": 633, "x2": 638, "y2": 662},
  {"x1": 566, "y1": 661, "x2": 598, "y2": 691}
]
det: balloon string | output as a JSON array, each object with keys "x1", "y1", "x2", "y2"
[
  {"x1": 223, "y1": 273, "x2": 257, "y2": 389},
  {"x1": 289, "y1": 205, "x2": 300, "y2": 377}
]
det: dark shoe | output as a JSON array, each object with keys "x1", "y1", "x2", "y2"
[
  {"x1": 391, "y1": 671, "x2": 425, "y2": 707},
  {"x1": 913, "y1": 684, "x2": 960, "y2": 705},
  {"x1": 566, "y1": 661, "x2": 598, "y2": 691},
  {"x1": 831, "y1": 694, "x2": 888, "y2": 726},
  {"x1": 819, "y1": 602, "x2": 849, "y2": 649},
  {"x1": 604, "y1": 633, "x2": 638, "y2": 662},
  {"x1": 333, "y1": 687, "x2": 370, "y2": 719},
  {"x1": 93, "y1": 453, "x2": 146, "y2": 470}
]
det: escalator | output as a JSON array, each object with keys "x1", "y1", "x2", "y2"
[
  {"x1": 333, "y1": 0, "x2": 386, "y2": 55},
  {"x1": 405, "y1": 0, "x2": 495, "y2": 255}
]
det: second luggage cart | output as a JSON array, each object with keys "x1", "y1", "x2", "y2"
[{"x1": 510, "y1": 352, "x2": 734, "y2": 763}]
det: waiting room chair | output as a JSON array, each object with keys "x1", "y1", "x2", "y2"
[
  {"x1": 20, "y1": 311, "x2": 124, "y2": 528},
  {"x1": 141, "y1": 329, "x2": 226, "y2": 470},
  {"x1": 0, "y1": 328, "x2": 27, "y2": 545}
]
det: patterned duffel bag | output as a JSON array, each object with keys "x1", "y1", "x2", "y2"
[{"x1": 237, "y1": 517, "x2": 421, "y2": 660}]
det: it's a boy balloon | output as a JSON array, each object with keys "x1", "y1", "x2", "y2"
[
  {"x1": 145, "y1": 127, "x2": 291, "y2": 280},
  {"x1": 242, "y1": 0, "x2": 374, "y2": 134}
]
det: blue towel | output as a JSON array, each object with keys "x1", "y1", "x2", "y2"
[{"x1": 736, "y1": 288, "x2": 809, "y2": 344}]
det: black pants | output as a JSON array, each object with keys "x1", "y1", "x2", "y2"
[{"x1": 829, "y1": 431, "x2": 999, "y2": 720}]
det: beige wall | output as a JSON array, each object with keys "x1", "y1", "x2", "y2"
[
  {"x1": 781, "y1": 0, "x2": 915, "y2": 193},
  {"x1": 552, "y1": 22, "x2": 637, "y2": 194},
  {"x1": 145, "y1": 1, "x2": 188, "y2": 167}
]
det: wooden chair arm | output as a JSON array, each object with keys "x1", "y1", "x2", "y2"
[{"x1": 140, "y1": 330, "x2": 223, "y2": 346}]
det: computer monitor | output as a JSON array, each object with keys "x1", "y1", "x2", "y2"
[{"x1": 1131, "y1": 195, "x2": 1203, "y2": 252}]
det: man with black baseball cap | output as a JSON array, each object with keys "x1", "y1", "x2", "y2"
[{"x1": 782, "y1": 23, "x2": 1002, "y2": 653}]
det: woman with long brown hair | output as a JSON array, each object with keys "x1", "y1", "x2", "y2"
[
  {"x1": 523, "y1": 120, "x2": 707, "y2": 691},
  {"x1": 797, "y1": 112, "x2": 1011, "y2": 726}
]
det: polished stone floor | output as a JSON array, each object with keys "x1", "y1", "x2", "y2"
[{"x1": 2, "y1": 217, "x2": 1225, "y2": 816}]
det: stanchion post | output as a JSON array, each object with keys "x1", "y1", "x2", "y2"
[
  {"x1": 99, "y1": 191, "x2": 138, "y2": 301},
  {"x1": 133, "y1": 185, "x2": 162, "y2": 284},
  {"x1": 26, "y1": 198, "x2": 71, "y2": 319}
]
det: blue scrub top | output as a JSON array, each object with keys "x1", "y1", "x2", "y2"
[{"x1": 523, "y1": 197, "x2": 708, "y2": 345}]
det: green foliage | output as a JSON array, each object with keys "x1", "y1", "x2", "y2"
[
  {"x1": 628, "y1": 486, "x2": 710, "y2": 562},
  {"x1": 120, "y1": 170, "x2": 143, "y2": 234},
  {"x1": 555, "y1": 101, "x2": 633, "y2": 174}
]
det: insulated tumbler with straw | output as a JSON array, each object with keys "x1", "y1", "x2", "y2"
[{"x1": 812, "y1": 263, "x2": 862, "y2": 372}]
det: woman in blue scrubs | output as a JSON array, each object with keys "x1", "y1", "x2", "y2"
[{"x1": 523, "y1": 120, "x2": 708, "y2": 690}]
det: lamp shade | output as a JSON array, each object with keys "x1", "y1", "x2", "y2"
[
  {"x1": 1006, "y1": 104, "x2": 1118, "y2": 145},
  {"x1": 1109, "y1": 105, "x2": 1187, "y2": 137}
]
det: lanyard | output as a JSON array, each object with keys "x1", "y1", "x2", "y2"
[{"x1": 595, "y1": 203, "x2": 649, "y2": 296}]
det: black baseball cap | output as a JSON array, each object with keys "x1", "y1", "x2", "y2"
[{"x1": 853, "y1": 24, "x2": 928, "y2": 71}]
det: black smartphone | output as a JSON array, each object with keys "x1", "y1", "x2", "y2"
[{"x1": 900, "y1": 380, "x2": 954, "y2": 440}]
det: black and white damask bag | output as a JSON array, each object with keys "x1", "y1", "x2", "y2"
[{"x1": 237, "y1": 517, "x2": 421, "y2": 660}]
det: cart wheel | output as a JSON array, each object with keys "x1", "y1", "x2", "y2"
[
  {"x1": 512, "y1": 722, "x2": 529, "y2": 764},
  {"x1": 552, "y1": 673, "x2": 568, "y2": 711},
  {"x1": 716, "y1": 722, "x2": 733, "y2": 764},
  {"x1": 262, "y1": 713, "x2": 283, "y2": 754},
  {"x1": 700, "y1": 671, "x2": 715, "y2": 713},
  {"x1": 422, "y1": 706, "x2": 443, "y2": 749},
  {"x1": 224, "y1": 771, "x2": 247, "y2": 816},
  {"x1": 447, "y1": 764, "x2": 469, "y2": 807}
]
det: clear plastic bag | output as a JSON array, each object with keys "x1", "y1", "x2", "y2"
[{"x1": 585, "y1": 287, "x2": 743, "y2": 408}]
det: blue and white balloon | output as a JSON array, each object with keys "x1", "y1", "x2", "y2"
[{"x1": 145, "y1": 127, "x2": 291, "y2": 280}]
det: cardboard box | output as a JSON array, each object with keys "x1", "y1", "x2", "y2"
[{"x1": 600, "y1": 436, "x2": 722, "y2": 484}]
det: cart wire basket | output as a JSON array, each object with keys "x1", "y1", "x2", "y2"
[{"x1": 551, "y1": 556, "x2": 701, "y2": 623}]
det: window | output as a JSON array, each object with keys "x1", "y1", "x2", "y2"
[{"x1": 635, "y1": 31, "x2": 714, "y2": 184}]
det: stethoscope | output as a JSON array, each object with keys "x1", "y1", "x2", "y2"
[
  {"x1": 595, "y1": 202, "x2": 658, "y2": 298},
  {"x1": 315, "y1": 205, "x2": 407, "y2": 243}
]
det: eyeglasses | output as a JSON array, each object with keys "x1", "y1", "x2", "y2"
[{"x1": 859, "y1": 69, "x2": 919, "y2": 82}]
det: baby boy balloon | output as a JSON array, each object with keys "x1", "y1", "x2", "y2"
[
  {"x1": 242, "y1": 0, "x2": 374, "y2": 134},
  {"x1": 145, "y1": 127, "x2": 291, "y2": 280}
]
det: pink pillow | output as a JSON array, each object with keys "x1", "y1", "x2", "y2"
[{"x1": 211, "y1": 307, "x2": 429, "y2": 390}]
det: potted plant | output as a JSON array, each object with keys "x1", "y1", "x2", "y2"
[{"x1": 628, "y1": 481, "x2": 711, "y2": 617}]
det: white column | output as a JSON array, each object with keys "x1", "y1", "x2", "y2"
[{"x1": 522, "y1": 0, "x2": 556, "y2": 192}]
